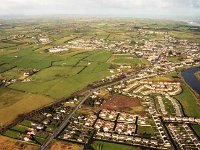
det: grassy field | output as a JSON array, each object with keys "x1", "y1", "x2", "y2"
[
  {"x1": 137, "y1": 125, "x2": 154, "y2": 138},
  {"x1": 170, "y1": 31, "x2": 200, "y2": 44},
  {"x1": 0, "y1": 87, "x2": 54, "y2": 125},
  {"x1": 51, "y1": 36, "x2": 77, "y2": 46},
  {"x1": 92, "y1": 141, "x2": 141, "y2": 150},
  {"x1": 175, "y1": 84, "x2": 200, "y2": 118},
  {"x1": 148, "y1": 76, "x2": 174, "y2": 82},
  {"x1": 9, "y1": 67, "x2": 112, "y2": 99},
  {"x1": 191, "y1": 125, "x2": 200, "y2": 138},
  {"x1": 0, "y1": 64, "x2": 16, "y2": 73},
  {"x1": 8, "y1": 49, "x2": 113, "y2": 99},
  {"x1": 0, "y1": 68, "x2": 24, "y2": 80},
  {"x1": 31, "y1": 66, "x2": 85, "y2": 81},
  {"x1": 167, "y1": 56, "x2": 182, "y2": 63},
  {"x1": 84, "y1": 50, "x2": 112, "y2": 62},
  {"x1": 0, "y1": 45, "x2": 61, "y2": 70},
  {"x1": 108, "y1": 54, "x2": 149, "y2": 66},
  {"x1": 163, "y1": 97, "x2": 176, "y2": 115}
]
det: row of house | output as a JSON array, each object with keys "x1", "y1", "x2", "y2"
[{"x1": 168, "y1": 123, "x2": 200, "y2": 150}]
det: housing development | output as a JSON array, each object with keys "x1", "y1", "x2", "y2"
[{"x1": 0, "y1": 18, "x2": 200, "y2": 150}]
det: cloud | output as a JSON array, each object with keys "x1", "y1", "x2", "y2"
[{"x1": 0, "y1": 0, "x2": 199, "y2": 17}]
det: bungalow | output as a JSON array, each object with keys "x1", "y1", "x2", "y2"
[
  {"x1": 27, "y1": 130, "x2": 36, "y2": 136},
  {"x1": 23, "y1": 135, "x2": 31, "y2": 142},
  {"x1": 63, "y1": 134, "x2": 71, "y2": 139},
  {"x1": 36, "y1": 124, "x2": 44, "y2": 130}
]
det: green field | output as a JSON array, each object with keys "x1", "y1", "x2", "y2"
[
  {"x1": 9, "y1": 66, "x2": 112, "y2": 99},
  {"x1": 84, "y1": 50, "x2": 112, "y2": 62},
  {"x1": 170, "y1": 31, "x2": 200, "y2": 44},
  {"x1": 109, "y1": 54, "x2": 149, "y2": 66},
  {"x1": 0, "y1": 45, "x2": 61, "y2": 70},
  {"x1": 0, "y1": 68, "x2": 24, "y2": 80},
  {"x1": 51, "y1": 36, "x2": 77, "y2": 46},
  {"x1": 19, "y1": 120, "x2": 33, "y2": 128},
  {"x1": 3, "y1": 130, "x2": 21, "y2": 139},
  {"x1": 11, "y1": 124, "x2": 30, "y2": 133},
  {"x1": 0, "y1": 64, "x2": 16, "y2": 73},
  {"x1": 92, "y1": 141, "x2": 141, "y2": 150},
  {"x1": 0, "y1": 41, "x2": 18, "y2": 49},
  {"x1": 192, "y1": 125, "x2": 200, "y2": 138},
  {"x1": 8, "y1": 49, "x2": 113, "y2": 99},
  {"x1": 163, "y1": 97, "x2": 176, "y2": 115},
  {"x1": 175, "y1": 84, "x2": 200, "y2": 118},
  {"x1": 137, "y1": 125, "x2": 154, "y2": 138},
  {"x1": 167, "y1": 56, "x2": 182, "y2": 63}
]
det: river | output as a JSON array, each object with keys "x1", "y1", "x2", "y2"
[{"x1": 181, "y1": 67, "x2": 200, "y2": 95}]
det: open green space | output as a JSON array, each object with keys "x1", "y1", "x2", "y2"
[
  {"x1": 0, "y1": 64, "x2": 16, "y2": 73},
  {"x1": 0, "y1": 45, "x2": 61, "y2": 70},
  {"x1": 31, "y1": 66, "x2": 85, "y2": 81},
  {"x1": 9, "y1": 49, "x2": 113, "y2": 99},
  {"x1": 51, "y1": 36, "x2": 77, "y2": 46},
  {"x1": 34, "y1": 136, "x2": 47, "y2": 145},
  {"x1": 3, "y1": 130, "x2": 21, "y2": 139},
  {"x1": 84, "y1": 50, "x2": 112, "y2": 62},
  {"x1": 0, "y1": 68, "x2": 24, "y2": 80},
  {"x1": 19, "y1": 120, "x2": 33, "y2": 128},
  {"x1": 11, "y1": 124, "x2": 30, "y2": 133},
  {"x1": 109, "y1": 54, "x2": 149, "y2": 65},
  {"x1": 163, "y1": 97, "x2": 176, "y2": 115},
  {"x1": 191, "y1": 125, "x2": 200, "y2": 138},
  {"x1": 0, "y1": 40, "x2": 18, "y2": 49},
  {"x1": 170, "y1": 31, "x2": 200, "y2": 44},
  {"x1": 175, "y1": 84, "x2": 200, "y2": 118},
  {"x1": 92, "y1": 141, "x2": 141, "y2": 150},
  {"x1": 9, "y1": 65, "x2": 112, "y2": 99},
  {"x1": 167, "y1": 56, "x2": 182, "y2": 63},
  {"x1": 137, "y1": 125, "x2": 154, "y2": 138}
]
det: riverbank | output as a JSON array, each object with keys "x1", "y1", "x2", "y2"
[{"x1": 181, "y1": 66, "x2": 200, "y2": 96}]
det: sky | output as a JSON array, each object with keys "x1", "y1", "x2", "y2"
[{"x1": 0, "y1": 0, "x2": 200, "y2": 18}]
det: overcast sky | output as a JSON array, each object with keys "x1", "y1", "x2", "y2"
[{"x1": 0, "y1": 0, "x2": 200, "y2": 18}]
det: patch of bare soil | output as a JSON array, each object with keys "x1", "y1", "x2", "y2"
[{"x1": 102, "y1": 94, "x2": 141, "y2": 111}]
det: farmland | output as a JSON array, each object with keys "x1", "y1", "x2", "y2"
[{"x1": 0, "y1": 87, "x2": 54, "y2": 125}]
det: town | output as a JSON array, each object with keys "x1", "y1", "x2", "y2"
[{"x1": 0, "y1": 18, "x2": 200, "y2": 150}]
